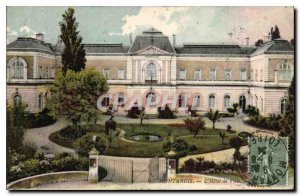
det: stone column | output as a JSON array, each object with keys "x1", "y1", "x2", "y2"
[
  {"x1": 166, "y1": 149, "x2": 176, "y2": 179},
  {"x1": 88, "y1": 147, "x2": 99, "y2": 183}
]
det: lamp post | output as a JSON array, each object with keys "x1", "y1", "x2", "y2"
[{"x1": 166, "y1": 136, "x2": 177, "y2": 179}]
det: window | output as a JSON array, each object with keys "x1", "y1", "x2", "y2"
[
  {"x1": 209, "y1": 95, "x2": 215, "y2": 108},
  {"x1": 179, "y1": 69, "x2": 186, "y2": 80},
  {"x1": 250, "y1": 69, "x2": 253, "y2": 81},
  {"x1": 255, "y1": 95, "x2": 258, "y2": 107},
  {"x1": 278, "y1": 62, "x2": 293, "y2": 81},
  {"x1": 103, "y1": 69, "x2": 110, "y2": 78},
  {"x1": 101, "y1": 95, "x2": 110, "y2": 107},
  {"x1": 146, "y1": 92, "x2": 156, "y2": 107},
  {"x1": 45, "y1": 67, "x2": 49, "y2": 78},
  {"x1": 38, "y1": 94, "x2": 44, "y2": 110},
  {"x1": 193, "y1": 95, "x2": 201, "y2": 107},
  {"x1": 240, "y1": 69, "x2": 247, "y2": 81},
  {"x1": 10, "y1": 57, "x2": 25, "y2": 79},
  {"x1": 224, "y1": 69, "x2": 231, "y2": 81},
  {"x1": 209, "y1": 69, "x2": 216, "y2": 81},
  {"x1": 281, "y1": 99, "x2": 287, "y2": 114},
  {"x1": 14, "y1": 95, "x2": 21, "y2": 107},
  {"x1": 194, "y1": 70, "x2": 201, "y2": 81},
  {"x1": 39, "y1": 66, "x2": 43, "y2": 78},
  {"x1": 260, "y1": 70, "x2": 263, "y2": 81},
  {"x1": 146, "y1": 63, "x2": 157, "y2": 81},
  {"x1": 224, "y1": 95, "x2": 231, "y2": 108},
  {"x1": 255, "y1": 70, "x2": 258, "y2": 81},
  {"x1": 261, "y1": 98, "x2": 263, "y2": 113},
  {"x1": 239, "y1": 95, "x2": 246, "y2": 112},
  {"x1": 178, "y1": 95, "x2": 185, "y2": 107},
  {"x1": 118, "y1": 69, "x2": 125, "y2": 80},
  {"x1": 51, "y1": 67, "x2": 55, "y2": 78}
]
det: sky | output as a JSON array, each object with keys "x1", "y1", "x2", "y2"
[{"x1": 6, "y1": 6, "x2": 294, "y2": 45}]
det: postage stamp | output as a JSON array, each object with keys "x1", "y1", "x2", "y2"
[{"x1": 248, "y1": 136, "x2": 288, "y2": 186}]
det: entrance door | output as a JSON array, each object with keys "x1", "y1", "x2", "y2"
[{"x1": 239, "y1": 95, "x2": 246, "y2": 112}]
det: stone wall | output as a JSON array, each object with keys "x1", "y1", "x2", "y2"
[{"x1": 7, "y1": 171, "x2": 88, "y2": 190}]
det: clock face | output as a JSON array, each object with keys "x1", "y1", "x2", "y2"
[{"x1": 248, "y1": 136, "x2": 288, "y2": 186}]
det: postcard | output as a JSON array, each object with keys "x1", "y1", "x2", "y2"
[{"x1": 6, "y1": 6, "x2": 295, "y2": 190}]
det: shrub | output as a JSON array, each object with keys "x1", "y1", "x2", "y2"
[
  {"x1": 158, "y1": 105, "x2": 175, "y2": 119},
  {"x1": 28, "y1": 108, "x2": 56, "y2": 128},
  {"x1": 246, "y1": 114, "x2": 282, "y2": 131},
  {"x1": 74, "y1": 133, "x2": 106, "y2": 156},
  {"x1": 245, "y1": 105, "x2": 259, "y2": 116},
  {"x1": 127, "y1": 106, "x2": 142, "y2": 118}
]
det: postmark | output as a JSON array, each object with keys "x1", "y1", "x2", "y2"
[{"x1": 248, "y1": 135, "x2": 288, "y2": 186}]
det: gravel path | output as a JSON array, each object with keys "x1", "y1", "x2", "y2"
[{"x1": 23, "y1": 119, "x2": 75, "y2": 155}]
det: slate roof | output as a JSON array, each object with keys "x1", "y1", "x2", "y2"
[
  {"x1": 7, "y1": 30, "x2": 294, "y2": 57},
  {"x1": 84, "y1": 44, "x2": 129, "y2": 55},
  {"x1": 175, "y1": 44, "x2": 256, "y2": 57},
  {"x1": 7, "y1": 37, "x2": 56, "y2": 54},
  {"x1": 251, "y1": 39, "x2": 294, "y2": 57},
  {"x1": 128, "y1": 29, "x2": 176, "y2": 54}
]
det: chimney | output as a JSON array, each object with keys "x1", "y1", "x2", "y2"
[
  {"x1": 36, "y1": 33, "x2": 44, "y2": 41},
  {"x1": 245, "y1": 37, "x2": 249, "y2": 46},
  {"x1": 172, "y1": 34, "x2": 176, "y2": 46},
  {"x1": 129, "y1": 33, "x2": 133, "y2": 45}
]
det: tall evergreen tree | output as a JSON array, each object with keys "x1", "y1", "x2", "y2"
[
  {"x1": 280, "y1": 77, "x2": 295, "y2": 167},
  {"x1": 59, "y1": 8, "x2": 86, "y2": 75},
  {"x1": 255, "y1": 39, "x2": 264, "y2": 47},
  {"x1": 271, "y1": 25, "x2": 281, "y2": 40}
]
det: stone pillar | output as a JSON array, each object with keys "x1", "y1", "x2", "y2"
[
  {"x1": 88, "y1": 147, "x2": 99, "y2": 183},
  {"x1": 166, "y1": 149, "x2": 176, "y2": 179}
]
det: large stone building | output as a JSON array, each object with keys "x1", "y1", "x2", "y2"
[{"x1": 6, "y1": 29, "x2": 294, "y2": 116}]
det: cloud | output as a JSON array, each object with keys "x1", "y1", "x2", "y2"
[
  {"x1": 19, "y1": 25, "x2": 37, "y2": 38},
  {"x1": 119, "y1": 7, "x2": 188, "y2": 37},
  {"x1": 113, "y1": 7, "x2": 294, "y2": 45},
  {"x1": 7, "y1": 26, "x2": 18, "y2": 43}
]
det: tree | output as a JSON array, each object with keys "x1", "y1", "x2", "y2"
[
  {"x1": 7, "y1": 103, "x2": 29, "y2": 150},
  {"x1": 183, "y1": 117, "x2": 205, "y2": 137},
  {"x1": 270, "y1": 25, "x2": 281, "y2": 40},
  {"x1": 59, "y1": 7, "x2": 86, "y2": 75},
  {"x1": 207, "y1": 109, "x2": 221, "y2": 129},
  {"x1": 280, "y1": 77, "x2": 295, "y2": 167},
  {"x1": 255, "y1": 39, "x2": 264, "y2": 47},
  {"x1": 227, "y1": 103, "x2": 239, "y2": 116},
  {"x1": 219, "y1": 131, "x2": 226, "y2": 144},
  {"x1": 48, "y1": 68, "x2": 108, "y2": 137},
  {"x1": 104, "y1": 109, "x2": 118, "y2": 148},
  {"x1": 229, "y1": 136, "x2": 244, "y2": 168}
]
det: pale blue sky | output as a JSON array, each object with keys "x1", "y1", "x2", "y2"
[{"x1": 7, "y1": 6, "x2": 294, "y2": 45}]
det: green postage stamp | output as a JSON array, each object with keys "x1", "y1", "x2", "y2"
[{"x1": 248, "y1": 136, "x2": 288, "y2": 186}]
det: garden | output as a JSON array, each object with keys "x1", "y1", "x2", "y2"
[{"x1": 49, "y1": 120, "x2": 241, "y2": 158}]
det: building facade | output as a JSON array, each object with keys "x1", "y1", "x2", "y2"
[{"x1": 6, "y1": 29, "x2": 294, "y2": 115}]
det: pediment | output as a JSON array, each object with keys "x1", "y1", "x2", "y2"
[{"x1": 134, "y1": 46, "x2": 170, "y2": 55}]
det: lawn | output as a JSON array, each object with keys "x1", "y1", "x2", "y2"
[{"x1": 49, "y1": 123, "x2": 238, "y2": 157}]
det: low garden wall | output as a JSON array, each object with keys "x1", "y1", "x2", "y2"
[{"x1": 7, "y1": 171, "x2": 88, "y2": 190}]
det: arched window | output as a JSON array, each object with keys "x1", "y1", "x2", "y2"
[
  {"x1": 145, "y1": 63, "x2": 157, "y2": 83},
  {"x1": 45, "y1": 67, "x2": 49, "y2": 78},
  {"x1": 38, "y1": 94, "x2": 44, "y2": 110},
  {"x1": 239, "y1": 95, "x2": 246, "y2": 112},
  {"x1": 51, "y1": 67, "x2": 55, "y2": 78},
  {"x1": 146, "y1": 92, "x2": 156, "y2": 107},
  {"x1": 118, "y1": 94, "x2": 125, "y2": 107},
  {"x1": 255, "y1": 95, "x2": 258, "y2": 107},
  {"x1": 14, "y1": 95, "x2": 21, "y2": 107},
  {"x1": 281, "y1": 99, "x2": 287, "y2": 114},
  {"x1": 193, "y1": 95, "x2": 201, "y2": 107},
  {"x1": 10, "y1": 57, "x2": 26, "y2": 79},
  {"x1": 278, "y1": 62, "x2": 293, "y2": 80},
  {"x1": 178, "y1": 94, "x2": 185, "y2": 108},
  {"x1": 224, "y1": 95, "x2": 231, "y2": 108},
  {"x1": 101, "y1": 96, "x2": 110, "y2": 108},
  {"x1": 209, "y1": 95, "x2": 215, "y2": 108}
]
